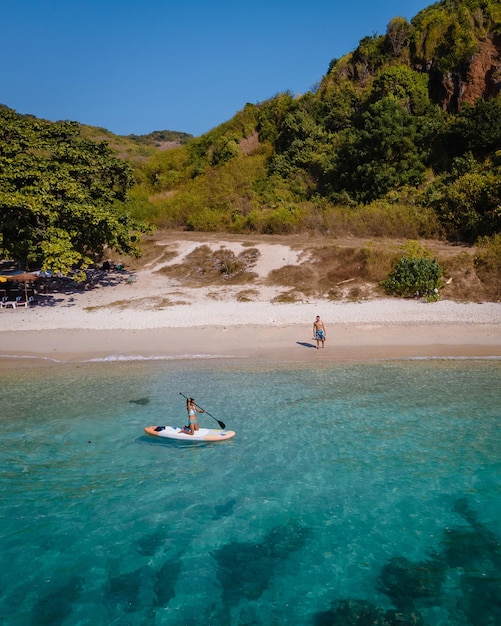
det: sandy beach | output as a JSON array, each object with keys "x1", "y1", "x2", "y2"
[{"x1": 1, "y1": 238, "x2": 500, "y2": 363}]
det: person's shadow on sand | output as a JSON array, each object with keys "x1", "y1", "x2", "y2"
[{"x1": 297, "y1": 341, "x2": 317, "y2": 349}]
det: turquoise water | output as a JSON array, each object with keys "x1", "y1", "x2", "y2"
[{"x1": 0, "y1": 358, "x2": 500, "y2": 626}]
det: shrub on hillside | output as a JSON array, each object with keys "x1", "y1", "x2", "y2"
[{"x1": 382, "y1": 256, "x2": 443, "y2": 300}]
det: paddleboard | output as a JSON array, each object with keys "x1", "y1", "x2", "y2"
[{"x1": 144, "y1": 425, "x2": 235, "y2": 442}]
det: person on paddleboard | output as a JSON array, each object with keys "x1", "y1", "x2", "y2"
[
  {"x1": 179, "y1": 397, "x2": 205, "y2": 435},
  {"x1": 313, "y1": 315, "x2": 327, "y2": 349}
]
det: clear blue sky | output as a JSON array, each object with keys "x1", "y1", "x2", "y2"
[{"x1": 2, "y1": 0, "x2": 432, "y2": 137}]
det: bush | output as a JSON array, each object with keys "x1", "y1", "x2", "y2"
[{"x1": 382, "y1": 256, "x2": 443, "y2": 300}]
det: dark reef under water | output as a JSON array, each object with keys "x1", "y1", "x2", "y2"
[
  {"x1": 313, "y1": 497, "x2": 501, "y2": 626},
  {"x1": 26, "y1": 497, "x2": 500, "y2": 625}
]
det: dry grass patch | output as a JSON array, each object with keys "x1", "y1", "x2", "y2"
[
  {"x1": 85, "y1": 296, "x2": 189, "y2": 311},
  {"x1": 271, "y1": 290, "x2": 306, "y2": 303},
  {"x1": 236, "y1": 289, "x2": 259, "y2": 302},
  {"x1": 207, "y1": 290, "x2": 225, "y2": 300},
  {"x1": 361, "y1": 243, "x2": 396, "y2": 282},
  {"x1": 155, "y1": 245, "x2": 260, "y2": 285},
  {"x1": 325, "y1": 280, "x2": 382, "y2": 301},
  {"x1": 110, "y1": 230, "x2": 501, "y2": 303},
  {"x1": 346, "y1": 285, "x2": 373, "y2": 301},
  {"x1": 311, "y1": 243, "x2": 400, "y2": 296},
  {"x1": 267, "y1": 265, "x2": 315, "y2": 289},
  {"x1": 473, "y1": 238, "x2": 501, "y2": 301},
  {"x1": 439, "y1": 252, "x2": 486, "y2": 302},
  {"x1": 110, "y1": 236, "x2": 180, "y2": 272},
  {"x1": 265, "y1": 244, "x2": 394, "y2": 298}
]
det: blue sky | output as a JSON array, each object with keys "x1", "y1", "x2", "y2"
[{"x1": 2, "y1": 0, "x2": 432, "y2": 137}]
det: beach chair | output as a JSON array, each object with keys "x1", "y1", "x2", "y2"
[
  {"x1": 15, "y1": 296, "x2": 35, "y2": 308},
  {"x1": 1, "y1": 297, "x2": 16, "y2": 309}
]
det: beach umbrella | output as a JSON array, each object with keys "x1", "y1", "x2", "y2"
[
  {"x1": 0, "y1": 272, "x2": 40, "y2": 282},
  {"x1": 0, "y1": 272, "x2": 41, "y2": 302}
]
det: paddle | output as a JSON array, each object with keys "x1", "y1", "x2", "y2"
[{"x1": 179, "y1": 392, "x2": 226, "y2": 429}]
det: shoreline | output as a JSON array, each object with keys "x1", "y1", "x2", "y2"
[{"x1": 1, "y1": 319, "x2": 500, "y2": 365}]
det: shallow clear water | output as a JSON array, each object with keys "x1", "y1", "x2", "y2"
[{"x1": 0, "y1": 358, "x2": 500, "y2": 626}]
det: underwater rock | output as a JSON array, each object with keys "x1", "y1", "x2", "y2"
[
  {"x1": 377, "y1": 555, "x2": 445, "y2": 608},
  {"x1": 446, "y1": 497, "x2": 501, "y2": 569},
  {"x1": 213, "y1": 521, "x2": 310, "y2": 607},
  {"x1": 314, "y1": 499, "x2": 500, "y2": 626},
  {"x1": 441, "y1": 528, "x2": 486, "y2": 567},
  {"x1": 31, "y1": 575, "x2": 82, "y2": 626},
  {"x1": 136, "y1": 530, "x2": 169, "y2": 556},
  {"x1": 105, "y1": 567, "x2": 145, "y2": 613},
  {"x1": 215, "y1": 541, "x2": 269, "y2": 604},
  {"x1": 213, "y1": 498, "x2": 237, "y2": 520},
  {"x1": 442, "y1": 498, "x2": 501, "y2": 626},
  {"x1": 313, "y1": 599, "x2": 386, "y2": 625},
  {"x1": 313, "y1": 599, "x2": 424, "y2": 626},
  {"x1": 385, "y1": 608, "x2": 424, "y2": 625},
  {"x1": 153, "y1": 558, "x2": 183, "y2": 607},
  {"x1": 129, "y1": 397, "x2": 150, "y2": 405}
]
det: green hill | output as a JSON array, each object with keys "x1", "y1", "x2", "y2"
[
  {"x1": 123, "y1": 0, "x2": 501, "y2": 244},
  {"x1": 78, "y1": 124, "x2": 193, "y2": 161}
]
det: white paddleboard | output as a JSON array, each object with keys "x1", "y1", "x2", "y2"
[{"x1": 144, "y1": 425, "x2": 235, "y2": 442}]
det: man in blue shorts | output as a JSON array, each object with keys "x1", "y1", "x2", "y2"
[{"x1": 312, "y1": 315, "x2": 327, "y2": 349}]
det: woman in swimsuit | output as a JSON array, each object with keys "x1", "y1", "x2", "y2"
[{"x1": 180, "y1": 397, "x2": 204, "y2": 435}]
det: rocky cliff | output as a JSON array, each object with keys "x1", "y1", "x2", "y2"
[{"x1": 432, "y1": 34, "x2": 501, "y2": 111}]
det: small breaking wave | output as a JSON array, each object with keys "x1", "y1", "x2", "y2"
[
  {"x1": 85, "y1": 354, "x2": 247, "y2": 362},
  {"x1": 399, "y1": 355, "x2": 501, "y2": 361},
  {"x1": 0, "y1": 354, "x2": 64, "y2": 363},
  {"x1": 0, "y1": 353, "x2": 247, "y2": 364}
]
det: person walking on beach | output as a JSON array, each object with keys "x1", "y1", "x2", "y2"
[
  {"x1": 313, "y1": 315, "x2": 327, "y2": 349},
  {"x1": 180, "y1": 397, "x2": 204, "y2": 435}
]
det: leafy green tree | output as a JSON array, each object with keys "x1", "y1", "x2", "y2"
[
  {"x1": 257, "y1": 92, "x2": 296, "y2": 145},
  {"x1": 386, "y1": 17, "x2": 413, "y2": 56},
  {"x1": 445, "y1": 98, "x2": 501, "y2": 160},
  {"x1": 369, "y1": 66, "x2": 431, "y2": 115},
  {"x1": 270, "y1": 108, "x2": 329, "y2": 185},
  {"x1": 314, "y1": 84, "x2": 360, "y2": 133},
  {"x1": 211, "y1": 136, "x2": 239, "y2": 166},
  {"x1": 352, "y1": 34, "x2": 388, "y2": 82},
  {"x1": 429, "y1": 169, "x2": 501, "y2": 240},
  {"x1": 330, "y1": 98, "x2": 426, "y2": 203},
  {"x1": 0, "y1": 108, "x2": 147, "y2": 273}
]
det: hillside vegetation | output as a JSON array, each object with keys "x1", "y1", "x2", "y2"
[
  {"x1": 1, "y1": 0, "x2": 500, "y2": 300},
  {"x1": 128, "y1": 0, "x2": 501, "y2": 246}
]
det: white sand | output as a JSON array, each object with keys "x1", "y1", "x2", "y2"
[
  {"x1": 1, "y1": 238, "x2": 500, "y2": 362},
  {"x1": 1, "y1": 294, "x2": 500, "y2": 331}
]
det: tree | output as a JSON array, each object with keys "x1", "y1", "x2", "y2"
[
  {"x1": 271, "y1": 108, "x2": 329, "y2": 182},
  {"x1": 352, "y1": 34, "x2": 388, "y2": 82},
  {"x1": 211, "y1": 135, "x2": 239, "y2": 166},
  {"x1": 430, "y1": 170, "x2": 501, "y2": 241},
  {"x1": 0, "y1": 108, "x2": 148, "y2": 273},
  {"x1": 331, "y1": 98, "x2": 426, "y2": 203},
  {"x1": 369, "y1": 66, "x2": 431, "y2": 115},
  {"x1": 386, "y1": 17, "x2": 413, "y2": 56},
  {"x1": 447, "y1": 98, "x2": 501, "y2": 159}
]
